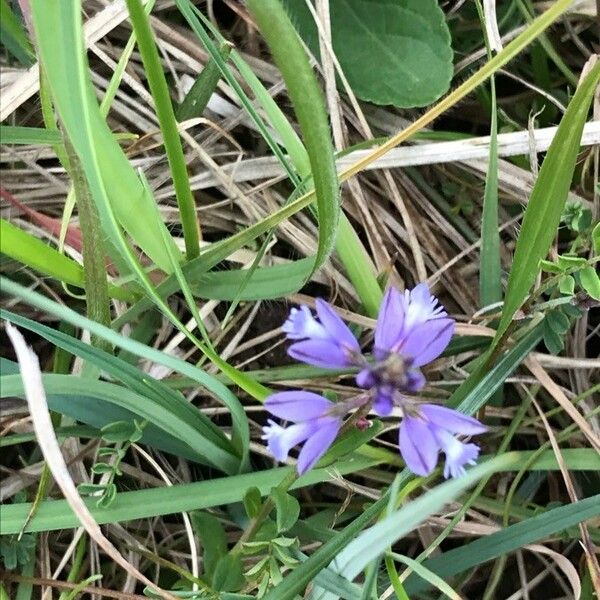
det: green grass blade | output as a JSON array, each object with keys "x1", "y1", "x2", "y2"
[
  {"x1": 177, "y1": 42, "x2": 232, "y2": 122},
  {"x1": 125, "y1": 0, "x2": 200, "y2": 260},
  {"x1": 496, "y1": 61, "x2": 600, "y2": 340},
  {"x1": 1, "y1": 449, "x2": 593, "y2": 536},
  {"x1": 452, "y1": 325, "x2": 543, "y2": 414},
  {"x1": 0, "y1": 0, "x2": 34, "y2": 65},
  {"x1": 0, "y1": 125, "x2": 61, "y2": 145},
  {"x1": 405, "y1": 493, "x2": 600, "y2": 593},
  {"x1": 476, "y1": 1, "x2": 502, "y2": 308},
  {"x1": 0, "y1": 458, "x2": 380, "y2": 535},
  {"x1": 0, "y1": 219, "x2": 130, "y2": 301},
  {"x1": 1, "y1": 310, "x2": 237, "y2": 462},
  {"x1": 0, "y1": 279, "x2": 250, "y2": 470},
  {"x1": 2, "y1": 374, "x2": 238, "y2": 473},
  {"x1": 246, "y1": 0, "x2": 339, "y2": 274},
  {"x1": 29, "y1": 0, "x2": 180, "y2": 274},
  {"x1": 310, "y1": 454, "x2": 517, "y2": 600}
]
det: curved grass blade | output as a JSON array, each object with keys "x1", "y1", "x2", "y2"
[
  {"x1": 29, "y1": 0, "x2": 180, "y2": 274},
  {"x1": 1, "y1": 311, "x2": 238, "y2": 464},
  {"x1": 245, "y1": 0, "x2": 339, "y2": 273},
  {"x1": 0, "y1": 280, "x2": 249, "y2": 470}
]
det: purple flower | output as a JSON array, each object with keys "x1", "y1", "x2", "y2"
[
  {"x1": 399, "y1": 404, "x2": 487, "y2": 478},
  {"x1": 364, "y1": 284, "x2": 455, "y2": 416},
  {"x1": 262, "y1": 391, "x2": 342, "y2": 474},
  {"x1": 264, "y1": 284, "x2": 487, "y2": 479},
  {"x1": 374, "y1": 283, "x2": 454, "y2": 365},
  {"x1": 283, "y1": 299, "x2": 362, "y2": 368}
]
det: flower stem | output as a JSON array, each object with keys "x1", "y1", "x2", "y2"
[{"x1": 230, "y1": 470, "x2": 297, "y2": 556}]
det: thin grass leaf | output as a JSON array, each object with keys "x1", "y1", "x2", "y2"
[
  {"x1": 0, "y1": 281, "x2": 249, "y2": 470},
  {"x1": 0, "y1": 125, "x2": 61, "y2": 145},
  {"x1": 476, "y1": 1, "x2": 502, "y2": 308},
  {"x1": 496, "y1": 61, "x2": 600, "y2": 340},
  {"x1": 0, "y1": 219, "x2": 130, "y2": 301},
  {"x1": 1, "y1": 311, "x2": 238, "y2": 466},
  {"x1": 245, "y1": 0, "x2": 339, "y2": 274},
  {"x1": 176, "y1": 41, "x2": 232, "y2": 122},
  {"x1": 405, "y1": 493, "x2": 600, "y2": 594},
  {"x1": 309, "y1": 454, "x2": 518, "y2": 600},
  {"x1": 0, "y1": 0, "x2": 34, "y2": 65},
  {"x1": 29, "y1": 0, "x2": 180, "y2": 274},
  {"x1": 0, "y1": 457, "x2": 380, "y2": 535},
  {"x1": 1, "y1": 374, "x2": 237, "y2": 472}
]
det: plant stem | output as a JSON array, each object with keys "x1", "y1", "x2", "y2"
[
  {"x1": 126, "y1": 0, "x2": 201, "y2": 259},
  {"x1": 230, "y1": 470, "x2": 297, "y2": 556},
  {"x1": 63, "y1": 137, "x2": 112, "y2": 353}
]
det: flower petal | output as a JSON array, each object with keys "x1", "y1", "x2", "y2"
[
  {"x1": 420, "y1": 404, "x2": 487, "y2": 435},
  {"x1": 281, "y1": 305, "x2": 328, "y2": 340},
  {"x1": 262, "y1": 420, "x2": 315, "y2": 462},
  {"x1": 406, "y1": 369, "x2": 426, "y2": 392},
  {"x1": 315, "y1": 299, "x2": 359, "y2": 351},
  {"x1": 356, "y1": 368, "x2": 376, "y2": 389},
  {"x1": 288, "y1": 339, "x2": 351, "y2": 368},
  {"x1": 373, "y1": 386, "x2": 394, "y2": 416},
  {"x1": 374, "y1": 287, "x2": 405, "y2": 354},
  {"x1": 265, "y1": 391, "x2": 332, "y2": 422},
  {"x1": 297, "y1": 417, "x2": 342, "y2": 474},
  {"x1": 399, "y1": 416, "x2": 439, "y2": 476},
  {"x1": 404, "y1": 283, "x2": 447, "y2": 331},
  {"x1": 431, "y1": 427, "x2": 480, "y2": 478},
  {"x1": 396, "y1": 318, "x2": 454, "y2": 367}
]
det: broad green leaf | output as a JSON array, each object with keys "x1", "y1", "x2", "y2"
[
  {"x1": 283, "y1": 0, "x2": 453, "y2": 108},
  {"x1": 243, "y1": 487, "x2": 263, "y2": 519},
  {"x1": 212, "y1": 554, "x2": 245, "y2": 592},
  {"x1": 579, "y1": 266, "x2": 600, "y2": 300},
  {"x1": 272, "y1": 489, "x2": 301, "y2": 533},
  {"x1": 405, "y1": 493, "x2": 600, "y2": 594},
  {"x1": 592, "y1": 221, "x2": 600, "y2": 254},
  {"x1": 191, "y1": 512, "x2": 228, "y2": 579},
  {"x1": 496, "y1": 61, "x2": 600, "y2": 340}
]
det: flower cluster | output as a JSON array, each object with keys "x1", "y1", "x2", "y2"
[{"x1": 262, "y1": 284, "x2": 486, "y2": 477}]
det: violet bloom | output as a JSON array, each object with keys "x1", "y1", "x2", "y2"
[
  {"x1": 400, "y1": 404, "x2": 487, "y2": 478},
  {"x1": 262, "y1": 391, "x2": 343, "y2": 474},
  {"x1": 266, "y1": 285, "x2": 487, "y2": 479},
  {"x1": 362, "y1": 283, "x2": 455, "y2": 416},
  {"x1": 282, "y1": 299, "x2": 362, "y2": 368}
]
